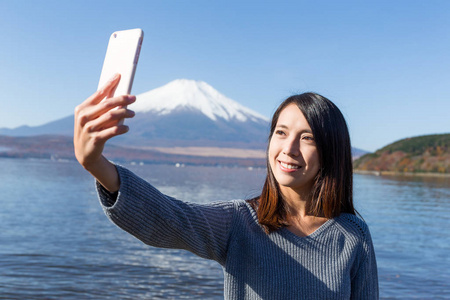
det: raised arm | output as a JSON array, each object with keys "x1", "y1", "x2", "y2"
[{"x1": 74, "y1": 74, "x2": 136, "y2": 192}]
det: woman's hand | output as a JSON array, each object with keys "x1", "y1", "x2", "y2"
[{"x1": 74, "y1": 74, "x2": 136, "y2": 192}]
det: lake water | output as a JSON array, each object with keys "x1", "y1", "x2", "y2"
[{"x1": 1, "y1": 158, "x2": 449, "y2": 299}]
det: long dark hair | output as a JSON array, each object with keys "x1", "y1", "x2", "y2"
[{"x1": 250, "y1": 92, "x2": 355, "y2": 233}]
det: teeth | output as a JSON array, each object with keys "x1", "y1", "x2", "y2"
[{"x1": 280, "y1": 162, "x2": 299, "y2": 169}]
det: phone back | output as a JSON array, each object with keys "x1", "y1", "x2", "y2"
[{"x1": 98, "y1": 28, "x2": 143, "y2": 96}]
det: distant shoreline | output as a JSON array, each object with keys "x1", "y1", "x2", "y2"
[{"x1": 354, "y1": 170, "x2": 450, "y2": 178}]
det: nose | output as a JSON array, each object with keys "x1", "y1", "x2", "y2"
[{"x1": 282, "y1": 137, "x2": 300, "y2": 157}]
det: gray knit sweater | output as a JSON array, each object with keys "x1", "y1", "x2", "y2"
[{"x1": 98, "y1": 165, "x2": 379, "y2": 299}]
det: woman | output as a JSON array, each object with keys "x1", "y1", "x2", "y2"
[{"x1": 74, "y1": 75, "x2": 379, "y2": 299}]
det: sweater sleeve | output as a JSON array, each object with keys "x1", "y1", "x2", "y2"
[
  {"x1": 351, "y1": 223, "x2": 379, "y2": 299},
  {"x1": 97, "y1": 164, "x2": 235, "y2": 265}
]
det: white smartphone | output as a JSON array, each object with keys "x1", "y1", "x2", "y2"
[{"x1": 98, "y1": 28, "x2": 144, "y2": 97}]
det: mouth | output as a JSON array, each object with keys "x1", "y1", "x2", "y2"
[{"x1": 278, "y1": 160, "x2": 301, "y2": 172}]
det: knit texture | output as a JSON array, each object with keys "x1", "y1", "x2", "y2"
[{"x1": 97, "y1": 165, "x2": 379, "y2": 299}]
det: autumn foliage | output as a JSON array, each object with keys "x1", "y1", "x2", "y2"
[{"x1": 354, "y1": 134, "x2": 450, "y2": 174}]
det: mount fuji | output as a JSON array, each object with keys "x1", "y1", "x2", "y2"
[
  {"x1": 119, "y1": 79, "x2": 270, "y2": 148},
  {"x1": 0, "y1": 79, "x2": 270, "y2": 149},
  {"x1": 0, "y1": 80, "x2": 369, "y2": 163},
  {"x1": 132, "y1": 79, "x2": 268, "y2": 123}
]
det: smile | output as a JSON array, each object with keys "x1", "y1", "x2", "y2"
[{"x1": 279, "y1": 161, "x2": 301, "y2": 171}]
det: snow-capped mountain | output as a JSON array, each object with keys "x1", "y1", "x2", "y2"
[
  {"x1": 131, "y1": 79, "x2": 268, "y2": 123},
  {"x1": 0, "y1": 79, "x2": 270, "y2": 149},
  {"x1": 119, "y1": 79, "x2": 270, "y2": 148},
  {"x1": 0, "y1": 79, "x2": 369, "y2": 159}
]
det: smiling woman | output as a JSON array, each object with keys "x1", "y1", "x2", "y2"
[
  {"x1": 253, "y1": 93, "x2": 355, "y2": 234},
  {"x1": 74, "y1": 77, "x2": 378, "y2": 299},
  {"x1": 269, "y1": 104, "x2": 320, "y2": 200}
]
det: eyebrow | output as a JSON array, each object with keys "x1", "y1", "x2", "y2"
[{"x1": 275, "y1": 124, "x2": 313, "y2": 133}]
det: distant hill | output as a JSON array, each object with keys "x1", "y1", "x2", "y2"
[
  {"x1": 354, "y1": 133, "x2": 450, "y2": 174},
  {"x1": 0, "y1": 135, "x2": 266, "y2": 167}
]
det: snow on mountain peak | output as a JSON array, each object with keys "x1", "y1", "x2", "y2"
[{"x1": 130, "y1": 79, "x2": 268, "y2": 122}]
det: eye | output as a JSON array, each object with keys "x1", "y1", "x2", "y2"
[
  {"x1": 275, "y1": 130, "x2": 286, "y2": 136},
  {"x1": 302, "y1": 135, "x2": 315, "y2": 141}
]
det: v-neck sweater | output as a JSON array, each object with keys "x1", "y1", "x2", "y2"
[{"x1": 97, "y1": 165, "x2": 379, "y2": 299}]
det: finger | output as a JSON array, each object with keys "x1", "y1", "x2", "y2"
[
  {"x1": 85, "y1": 107, "x2": 135, "y2": 133},
  {"x1": 94, "y1": 95, "x2": 136, "y2": 121},
  {"x1": 106, "y1": 88, "x2": 118, "y2": 100},
  {"x1": 76, "y1": 95, "x2": 135, "y2": 128},
  {"x1": 106, "y1": 77, "x2": 120, "y2": 99},
  {"x1": 99, "y1": 73, "x2": 121, "y2": 100},
  {"x1": 95, "y1": 124, "x2": 130, "y2": 142},
  {"x1": 82, "y1": 74, "x2": 122, "y2": 108},
  {"x1": 97, "y1": 108, "x2": 135, "y2": 132}
]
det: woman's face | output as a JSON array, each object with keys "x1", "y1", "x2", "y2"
[{"x1": 268, "y1": 104, "x2": 320, "y2": 196}]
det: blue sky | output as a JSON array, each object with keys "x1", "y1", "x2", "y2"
[{"x1": 1, "y1": 0, "x2": 449, "y2": 151}]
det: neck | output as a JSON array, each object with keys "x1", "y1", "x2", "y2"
[
  {"x1": 280, "y1": 187, "x2": 311, "y2": 218},
  {"x1": 280, "y1": 187, "x2": 329, "y2": 237}
]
